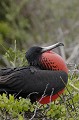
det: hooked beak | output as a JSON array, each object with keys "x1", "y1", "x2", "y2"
[{"x1": 41, "y1": 42, "x2": 64, "y2": 53}]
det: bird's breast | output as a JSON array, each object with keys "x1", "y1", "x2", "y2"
[{"x1": 39, "y1": 51, "x2": 68, "y2": 73}]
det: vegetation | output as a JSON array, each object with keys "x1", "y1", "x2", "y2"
[
  {"x1": 0, "y1": 0, "x2": 79, "y2": 56},
  {"x1": 0, "y1": 0, "x2": 79, "y2": 119}
]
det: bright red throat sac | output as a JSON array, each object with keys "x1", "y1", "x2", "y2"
[
  {"x1": 38, "y1": 51, "x2": 68, "y2": 104},
  {"x1": 40, "y1": 51, "x2": 68, "y2": 74}
]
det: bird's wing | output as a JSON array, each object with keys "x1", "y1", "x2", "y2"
[
  {"x1": 0, "y1": 67, "x2": 68, "y2": 97},
  {"x1": 0, "y1": 66, "x2": 31, "y2": 76}
]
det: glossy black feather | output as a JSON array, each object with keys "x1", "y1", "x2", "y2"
[{"x1": 0, "y1": 67, "x2": 68, "y2": 102}]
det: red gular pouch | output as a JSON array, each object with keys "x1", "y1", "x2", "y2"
[
  {"x1": 38, "y1": 51, "x2": 68, "y2": 104},
  {"x1": 38, "y1": 89, "x2": 64, "y2": 104},
  {"x1": 39, "y1": 51, "x2": 68, "y2": 74}
]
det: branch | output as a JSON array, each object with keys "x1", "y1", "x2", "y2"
[
  {"x1": 49, "y1": 88, "x2": 54, "y2": 103},
  {"x1": 29, "y1": 83, "x2": 49, "y2": 120},
  {"x1": 67, "y1": 45, "x2": 79, "y2": 63},
  {"x1": 69, "y1": 83, "x2": 79, "y2": 92}
]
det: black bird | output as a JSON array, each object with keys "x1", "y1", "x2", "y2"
[{"x1": 0, "y1": 43, "x2": 68, "y2": 104}]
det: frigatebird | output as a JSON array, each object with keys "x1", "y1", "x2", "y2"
[{"x1": 0, "y1": 42, "x2": 68, "y2": 104}]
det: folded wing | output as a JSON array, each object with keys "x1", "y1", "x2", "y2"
[{"x1": 0, "y1": 67, "x2": 68, "y2": 102}]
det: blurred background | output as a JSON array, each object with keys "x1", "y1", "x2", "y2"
[{"x1": 0, "y1": 0, "x2": 79, "y2": 67}]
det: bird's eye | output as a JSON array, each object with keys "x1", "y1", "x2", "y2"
[{"x1": 36, "y1": 50, "x2": 40, "y2": 53}]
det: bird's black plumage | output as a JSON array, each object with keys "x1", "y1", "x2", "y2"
[
  {"x1": 25, "y1": 42, "x2": 64, "y2": 66},
  {"x1": 25, "y1": 46, "x2": 42, "y2": 66},
  {"x1": 0, "y1": 66, "x2": 68, "y2": 103},
  {"x1": 0, "y1": 42, "x2": 68, "y2": 103}
]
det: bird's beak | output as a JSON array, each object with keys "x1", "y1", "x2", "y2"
[{"x1": 41, "y1": 42, "x2": 64, "y2": 53}]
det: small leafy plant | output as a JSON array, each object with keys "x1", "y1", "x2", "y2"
[{"x1": 3, "y1": 40, "x2": 28, "y2": 67}]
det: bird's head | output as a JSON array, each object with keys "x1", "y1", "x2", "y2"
[{"x1": 25, "y1": 42, "x2": 64, "y2": 66}]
